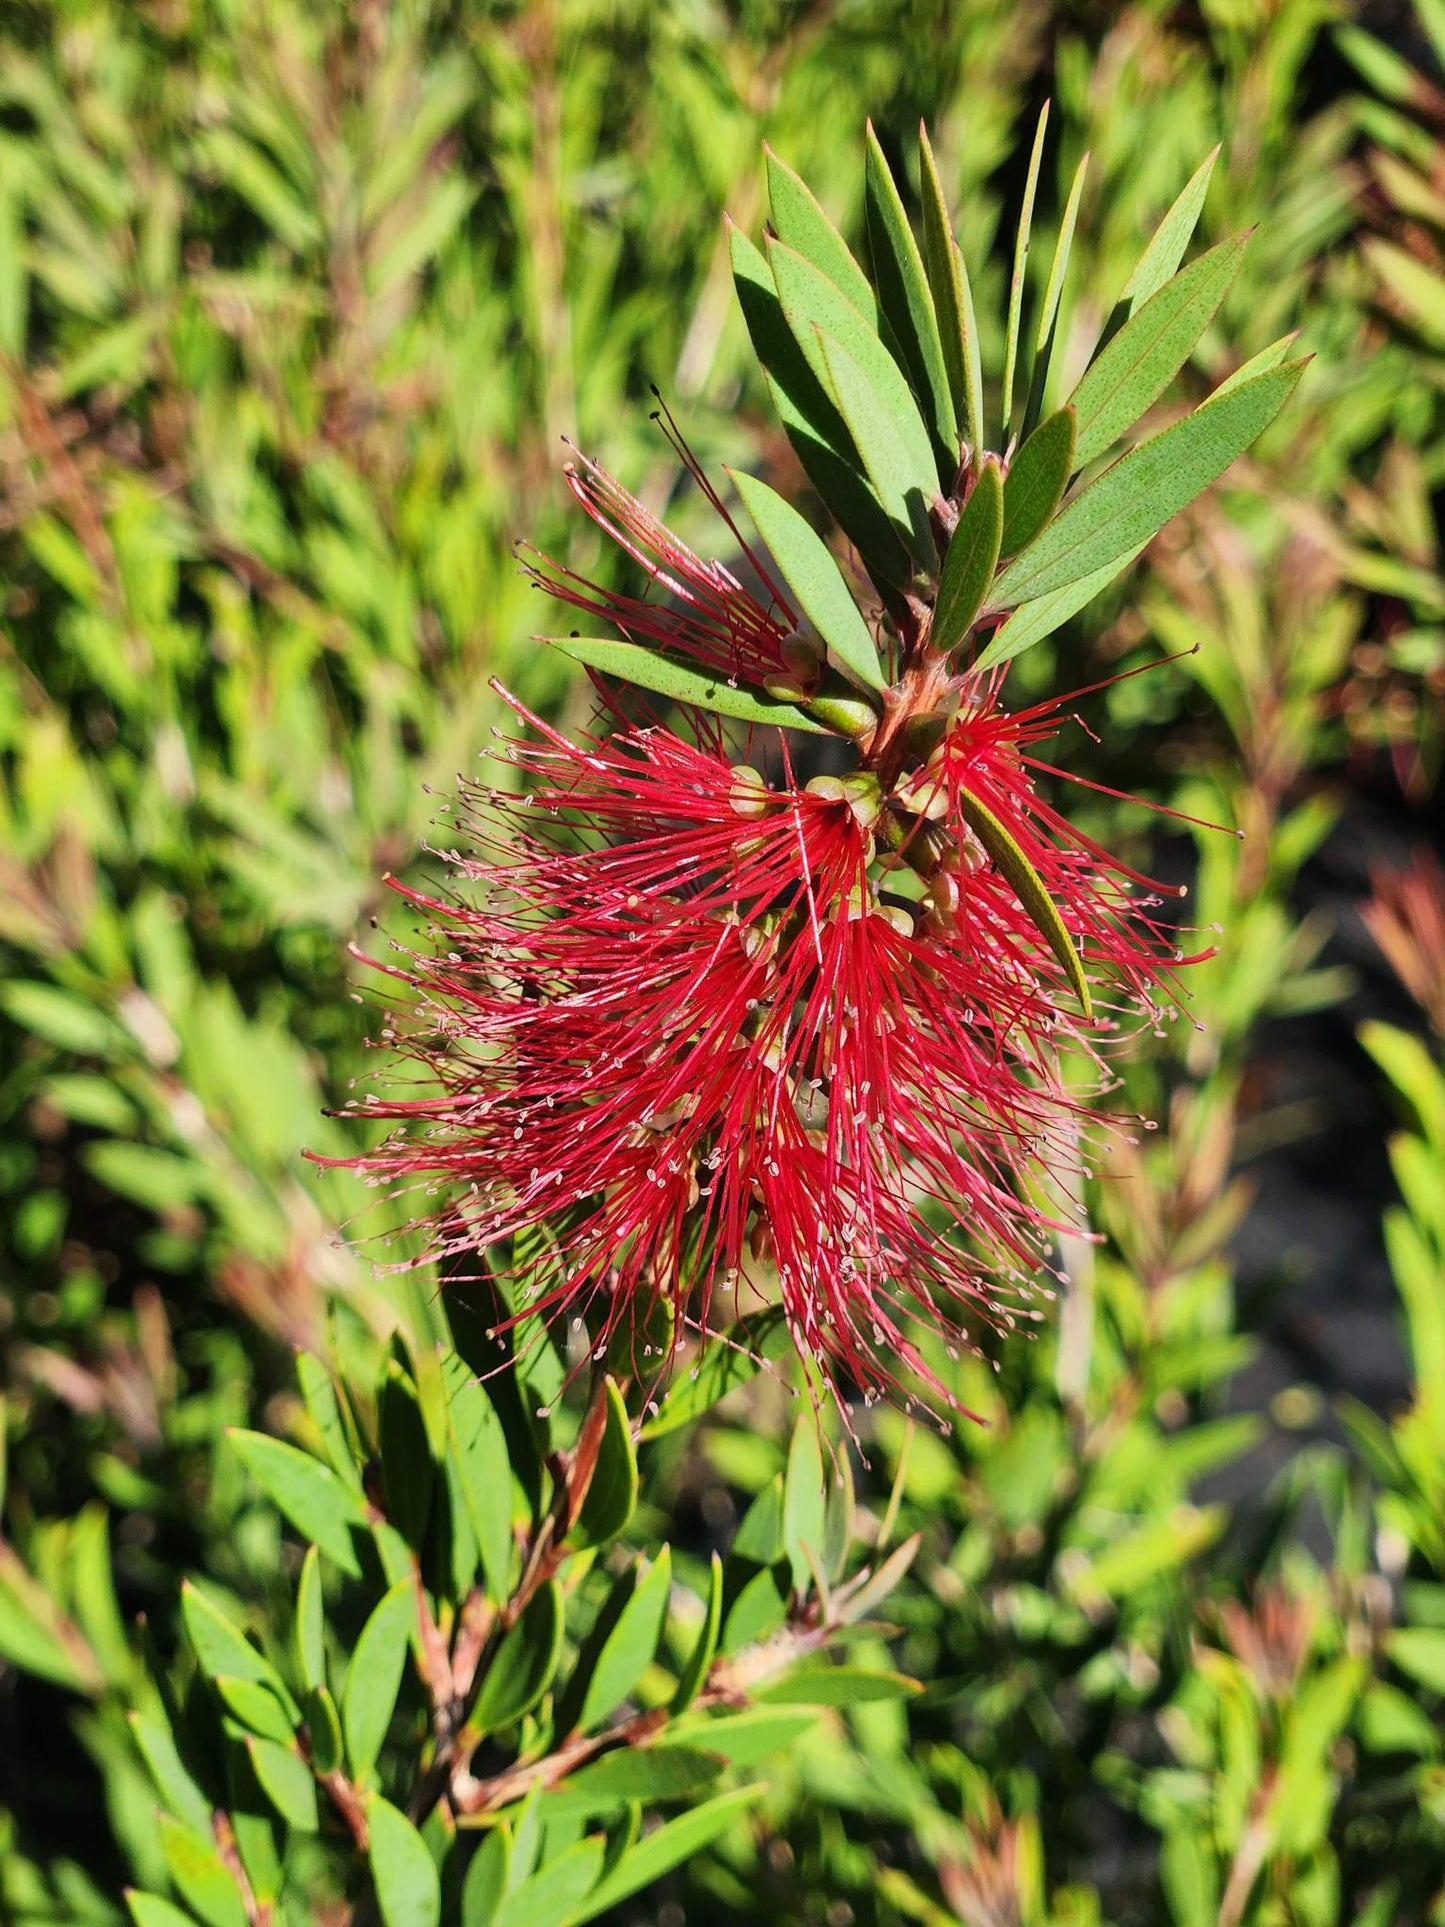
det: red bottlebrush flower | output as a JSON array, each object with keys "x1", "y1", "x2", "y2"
[
  {"x1": 325, "y1": 651, "x2": 1185, "y2": 1413},
  {"x1": 521, "y1": 431, "x2": 809, "y2": 690}
]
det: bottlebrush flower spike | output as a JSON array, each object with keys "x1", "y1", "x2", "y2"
[{"x1": 323, "y1": 125, "x2": 1303, "y2": 1413}]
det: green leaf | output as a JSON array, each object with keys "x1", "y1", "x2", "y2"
[
  {"x1": 570, "y1": 1787, "x2": 768, "y2": 1924},
  {"x1": 952, "y1": 785, "x2": 1091, "y2": 1018},
  {"x1": 228, "y1": 1430, "x2": 365, "y2": 1576},
  {"x1": 493, "y1": 1838, "x2": 604, "y2": 1927},
  {"x1": 756, "y1": 1665, "x2": 921, "y2": 1707},
  {"x1": 1000, "y1": 407, "x2": 1076, "y2": 560},
  {"x1": 1112, "y1": 146, "x2": 1220, "y2": 329},
  {"x1": 932, "y1": 460, "x2": 1002, "y2": 654},
  {"x1": 572, "y1": 1377, "x2": 640, "y2": 1551},
  {"x1": 1022, "y1": 151, "x2": 1088, "y2": 435},
  {"x1": 180, "y1": 1583, "x2": 297, "y2": 1717},
  {"x1": 544, "y1": 1745, "x2": 724, "y2": 1821},
  {"x1": 1357, "y1": 1683, "x2": 1441, "y2": 1757},
  {"x1": 641, "y1": 1308, "x2": 791, "y2": 1439},
  {"x1": 305, "y1": 1684, "x2": 343, "y2": 1777},
  {"x1": 294, "y1": 1545, "x2": 325, "y2": 1694},
  {"x1": 570, "y1": 1549, "x2": 672, "y2": 1734},
  {"x1": 214, "y1": 1674, "x2": 295, "y2": 1745},
  {"x1": 672, "y1": 1554, "x2": 723, "y2": 1715},
  {"x1": 674, "y1": 1706, "x2": 817, "y2": 1768},
  {"x1": 546, "y1": 636, "x2": 830, "y2": 734},
  {"x1": 1071, "y1": 234, "x2": 1248, "y2": 467},
  {"x1": 156, "y1": 1817, "x2": 246, "y2": 1927},
  {"x1": 991, "y1": 362, "x2": 1306, "y2": 608},
  {"x1": 816, "y1": 328, "x2": 937, "y2": 564},
  {"x1": 126, "y1": 1895, "x2": 200, "y2": 1927},
  {"x1": 767, "y1": 235, "x2": 937, "y2": 502},
  {"x1": 296, "y1": 1353, "x2": 364, "y2": 1493},
  {"x1": 864, "y1": 123, "x2": 956, "y2": 477},
  {"x1": 782, "y1": 1421, "x2": 826, "y2": 1598},
  {"x1": 128, "y1": 1712, "x2": 212, "y2": 1835},
  {"x1": 461, "y1": 1826, "x2": 511, "y2": 1927},
  {"x1": 1388, "y1": 1628, "x2": 1445, "y2": 1694},
  {"x1": 245, "y1": 1737, "x2": 319, "y2": 1831},
  {"x1": 369, "y1": 1799, "x2": 441, "y2": 1927},
  {"x1": 378, "y1": 1359, "x2": 436, "y2": 1555},
  {"x1": 732, "y1": 1476, "x2": 786, "y2": 1566},
  {"x1": 728, "y1": 224, "x2": 913, "y2": 594},
  {"x1": 728, "y1": 471, "x2": 885, "y2": 692},
  {"x1": 474, "y1": 1580, "x2": 565, "y2": 1734},
  {"x1": 764, "y1": 147, "x2": 876, "y2": 320},
  {"x1": 342, "y1": 1578, "x2": 416, "y2": 1782},
  {"x1": 1001, "y1": 103, "x2": 1049, "y2": 434},
  {"x1": 0, "y1": 981, "x2": 120, "y2": 1055},
  {"x1": 973, "y1": 544, "x2": 1145, "y2": 674},
  {"x1": 442, "y1": 1351, "x2": 515, "y2": 1599},
  {"x1": 918, "y1": 126, "x2": 983, "y2": 455},
  {"x1": 721, "y1": 1564, "x2": 788, "y2": 1655},
  {"x1": 1211, "y1": 330, "x2": 1301, "y2": 401}
]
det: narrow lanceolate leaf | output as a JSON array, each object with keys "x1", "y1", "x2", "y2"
[
  {"x1": 442, "y1": 1351, "x2": 514, "y2": 1601},
  {"x1": 1023, "y1": 150, "x2": 1089, "y2": 436},
  {"x1": 672, "y1": 1554, "x2": 723, "y2": 1714},
  {"x1": 1116, "y1": 145, "x2": 1221, "y2": 321},
  {"x1": 1001, "y1": 102, "x2": 1050, "y2": 435},
  {"x1": 932, "y1": 459, "x2": 1003, "y2": 655},
  {"x1": 952, "y1": 786, "x2": 1091, "y2": 1018},
  {"x1": 569, "y1": 1787, "x2": 770, "y2": 1925},
  {"x1": 546, "y1": 637, "x2": 830, "y2": 735},
  {"x1": 764, "y1": 146, "x2": 876, "y2": 320},
  {"x1": 782, "y1": 1420, "x2": 826, "y2": 1598},
  {"x1": 992, "y1": 361, "x2": 1306, "y2": 608},
  {"x1": 570, "y1": 1376, "x2": 638, "y2": 1550},
  {"x1": 473, "y1": 1580, "x2": 564, "y2": 1734},
  {"x1": 1070, "y1": 233, "x2": 1248, "y2": 467},
  {"x1": 816, "y1": 328, "x2": 938, "y2": 566},
  {"x1": 919, "y1": 125, "x2": 983, "y2": 454},
  {"x1": 369, "y1": 1800, "x2": 441, "y2": 1927},
  {"x1": 228, "y1": 1429, "x2": 366, "y2": 1575},
  {"x1": 864, "y1": 123, "x2": 956, "y2": 480},
  {"x1": 728, "y1": 471, "x2": 886, "y2": 691},
  {"x1": 1000, "y1": 407, "x2": 1076, "y2": 560},
  {"x1": 973, "y1": 543, "x2": 1145, "y2": 675},
  {"x1": 493, "y1": 1838, "x2": 606, "y2": 1927},
  {"x1": 294, "y1": 1545, "x2": 325, "y2": 1693},
  {"x1": 766, "y1": 235, "x2": 938, "y2": 497},
  {"x1": 729, "y1": 224, "x2": 913, "y2": 593},
  {"x1": 574, "y1": 1550, "x2": 673, "y2": 1734},
  {"x1": 341, "y1": 1578, "x2": 416, "y2": 1781},
  {"x1": 180, "y1": 1582, "x2": 298, "y2": 1717},
  {"x1": 1212, "y1": 330, "x2": 1301, "y2": 400}
]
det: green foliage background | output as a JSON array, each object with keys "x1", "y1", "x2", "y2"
[{"x1": 3, "y1": 1, "x2": 1445, "y2": 1923}]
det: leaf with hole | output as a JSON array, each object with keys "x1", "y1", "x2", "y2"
[
  {"x1": 728, "y1": 471, "x2": 885, "y2": 692},
  {"x1": 864, "y1": 123, "x2": 955, "y2": 476},
  {"x1": 992, "y1": 362, "x2": 1306, "y2": 609},
  {"x1": 1070, "y1": 234, "x2": 1248, "y2": 467}
]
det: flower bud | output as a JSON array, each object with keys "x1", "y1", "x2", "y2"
[{"x1": 729, "y1": 765, "x2": 772, "y2": 818}]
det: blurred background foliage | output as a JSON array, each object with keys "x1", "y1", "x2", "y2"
[{"x1": 2, "y1": 0, "x2": 1445, "y2": 1922}]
